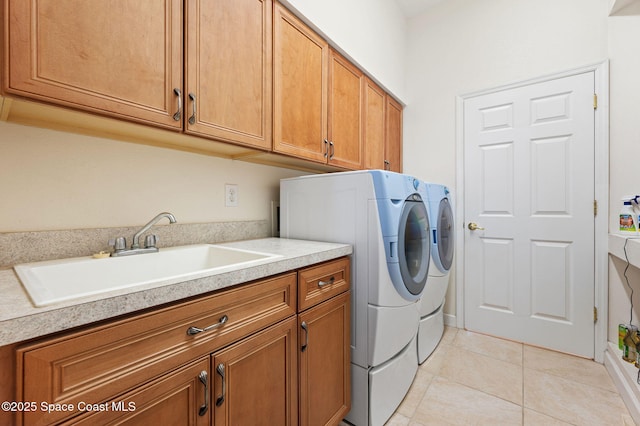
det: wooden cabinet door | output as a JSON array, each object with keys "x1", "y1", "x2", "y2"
[
  {"x1": 64, "y1": 357, "x2": 210, "y2": 426},
  {"x1": 327, "y1": 51, "x2": 363, "y2": 170},
  {"x1": 363, "y1": 78, "x2": 386, "y2": 170},
  {"x1": 185, "y1": 0, "x2": 272, "y2": 149},
  {"x1": 60, "y1": 356, "x2": 212, "y2": 426},
  {"x1": 273, "y1": 3, "x2": 328, "y2": 163},
  {"x1": 385, "y1": 96, "x2": 403, "y2": 173},
  {"x1": 299, "y1": 291, "x2": 351, "y2": 426},
  {"x1": 4, "y1": 0, "x2": 183, "y2": 129},
  {"x1": 213, "y1": 317, "x2": 298, "y2": 426}
]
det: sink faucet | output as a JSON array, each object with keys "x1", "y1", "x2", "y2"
[
  {"x1": 110, "y1": 212, "x2": 177, "y2": 257},
  {"x1": 131, "y1": 212, "x2": 177, "y2": 249}
]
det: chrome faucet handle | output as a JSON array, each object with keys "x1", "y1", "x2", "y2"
[
  {"x1": 144, "y1": 234, "x2": 158, "y2": 249},
  {"x1": 109, "y1": 237, "x2": 127, "y2": 252}
]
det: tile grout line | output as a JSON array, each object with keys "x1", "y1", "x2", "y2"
[{"x1": 395, "y1": 329, "x2": 634, "y2": 426}]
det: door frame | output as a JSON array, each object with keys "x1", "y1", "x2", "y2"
[{"x1": 454, "y1": 61, "x2": 609, "y2": 362}]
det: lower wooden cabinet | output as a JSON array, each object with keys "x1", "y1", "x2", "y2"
[
  {"x1": 65, "y1": 318, "x2": 300, "y2": 426},
  {"x1": 299, "y1": 291, "x2": 351, "y2": 426},
  {"x1": 213, "y1": 317, "x2": 298, "y2": 426},
  {"x1": 60, "y1": 357, "x2": 211, "y2": 426},
  {"x1": 14, "y1": 258, "x2": 351, "y2": 426},
  {"x1": 16, "y1": 273, "x2": 296, "y2": 425}
]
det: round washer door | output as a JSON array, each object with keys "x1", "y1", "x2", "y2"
[
  {"x1": 397, "y1": 199, "x2": 430, "y2": 296},
  {"x1": 436, "y1": 198, "x2": 454, "y2": 271}
]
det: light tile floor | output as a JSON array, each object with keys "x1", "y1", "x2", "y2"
[{"x1": 386, "y1": 327, "x2": 636, "y2": 426}]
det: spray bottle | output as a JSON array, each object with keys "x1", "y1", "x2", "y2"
[
  {"x1": 633, "y1": 195, "x2": 640, "y2": 233},
  {"x1": 620, "y1": 196, "x2": 638, "y2": 234}
]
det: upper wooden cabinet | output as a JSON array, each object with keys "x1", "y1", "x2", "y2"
[
  {"x1": 3, "y1": 0, "x2": 400, "y2": 170},
  {"x1": 273, "y1": 3, "x2": 329, "y2": 163},
  {"x1": 273, "y1": 4, "x2": 363, "y2": 170},
  {"x1": 4, "y1": 0, "x2": 273, "y2": 150},
  {"x1": 364, "y1": 78, "x2": 386, "y2": 170},
  {"x1": 4, "y1": 0, "x2": 184, "y2": 130},
  {"x1": 185, "y1": 0, "x2": 272, "y2": 149},
  {"x1": 328, "y1": 51, "x2": 364, "y2": 170},
  {"x1": 385, "y1": 95, "x2": 403, "y2": 172},
  {"x1": 364, "y1": 78, "x2": 403, "y2": 172}
]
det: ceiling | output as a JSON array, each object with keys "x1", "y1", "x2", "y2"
[{"x1": 395, "y1": 0, "x2": 445, "y2": 18}]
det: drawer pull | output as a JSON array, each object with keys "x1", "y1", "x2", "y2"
[
  {"x1": 216, "y1": 363, "x2": 226, "y2": 406},
  {"x1": 301, "y1": 321, "x2": 309, "y2": 352},
  {"x1": 187, "y1": 314, "x2": 229, "y2": 336},
  {"x1": 318, "y1": 277, "x2": 335, "y2": 287},
  {"x1": 198, "y1": 370, "x2": 209, "y2": 416}
]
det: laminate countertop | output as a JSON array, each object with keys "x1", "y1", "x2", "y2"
[{"x1": 0, "y1": 238, "x2": 352, "y2": 346}]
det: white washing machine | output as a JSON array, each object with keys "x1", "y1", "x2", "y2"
[
  {"x1": 280, "y1": 170, "x2": 431, "y2": 426},
  {"x1": 417, "y1": 183, "x2": 454, "y2": 364}
]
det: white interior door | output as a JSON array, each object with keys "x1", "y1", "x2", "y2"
[{"x1": 463, "y1": 72, "x2": 595, "y2": 358}]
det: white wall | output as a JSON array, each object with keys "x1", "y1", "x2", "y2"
[
  {"x1": 607, "y1": 11, "x2": 640, "y2": 343},
  {"x1": 403, "y1": 0, "x2": 608, "y2": 185},
  {"x1": 608, "y1": 13, "x2": 640, "y2": 232},
  {"x1": 0, "y1": 121, "x2": 301, "y2": 232},
  {"x1": 280, "y1": 0, "x2": 407, "y2": 101},
  {"x1": 402, "y1": 0, "x2": 609, "y2": 317}
]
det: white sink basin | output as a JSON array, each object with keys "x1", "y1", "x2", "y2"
[{"x1": 14, "y1": 244, "x2": 281, "y2": 307}]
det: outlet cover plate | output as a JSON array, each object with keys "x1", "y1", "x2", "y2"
[{"x1": 225, "y1": 184, "x2": 238, "y2": 207}]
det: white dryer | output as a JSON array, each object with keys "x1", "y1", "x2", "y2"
[
  {"x1": 280, "y1": 170, "x2": 431, "y2": 426},
  {"x1": 417, "y1": 183, "x2": 454, "y2": 364}
]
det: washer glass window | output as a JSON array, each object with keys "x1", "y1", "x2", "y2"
[
  {"x1": 438, "y1": 198, "x2": 454, "y2": 271},
  {"x1": 398, "y1": 199, "x2": 430, "y2": 295}
]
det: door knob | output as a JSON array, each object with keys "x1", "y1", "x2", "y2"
[{"x1": 468, "y1": 222, "x2": 485, "y2": 231}]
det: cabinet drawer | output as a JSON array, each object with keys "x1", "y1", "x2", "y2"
[
  {"x1": 17, "y1": 272, "x2": 296, "y2": 425},
  {"x1": 298, "y1": 257, "x2": 350, "y2": 311}
]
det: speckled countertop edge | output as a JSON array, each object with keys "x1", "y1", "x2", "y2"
[{"x1": 0, "y1": 238, "x2": 352, "y2": 346}]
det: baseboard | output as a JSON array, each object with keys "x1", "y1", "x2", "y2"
[
  {"x1": 444, "y1": 313, "x2": 456, "y2": 328},
  {"x1": 604, "y1": 342, "x2": 640, "y2": 424}
]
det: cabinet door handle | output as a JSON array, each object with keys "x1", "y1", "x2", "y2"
[
  {"x1": 384, "y1": 160, "x2": 390, "y2": 170},
  {"x1": 216, "y1": 363, "x2": 226, "y2": 406},
  {"x1": 173, "y1": 88, "x2": 182, "y2": 121},
  {"x1": 188, "y1": 92, "x2": 196, "y2": 125},
  {"x1": 323, "y1": 139, "x2": 329, "y2": 158},
  {"x1": 329, "y1": 141, "x2": 335, "y2": 159},
  {"x1": 318, "y1": 276, "x2": 335, "y2": 287},
  {"x1": 198, "y1": 370, "x2": 209, "y2": 416},
  {"x1": 301, "y1": 321, "x2": 309, "y2": 352},
  {"x1": 187, "y1": 314, "x2": 229, "y2": 336}
]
